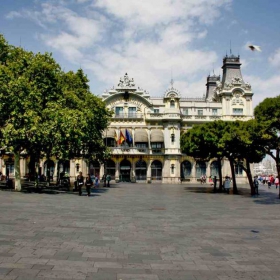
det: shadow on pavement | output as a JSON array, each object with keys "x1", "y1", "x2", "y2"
[{"x1": 184, "y1": 185, "x2": 280, "y2": 204}]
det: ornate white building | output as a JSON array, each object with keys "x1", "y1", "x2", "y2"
[
  {"x1": 97, "y1": 54, "x2": 254, "y2": 183},
  {"x1": 0, "y1": 54, "x2": 254, "y2": 184}
]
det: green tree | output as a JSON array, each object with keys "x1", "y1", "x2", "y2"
[
  {"x1": 221, "y1": 120, "x2": 266, "y2": 195},
  {"x1": 0, "y1": 34, "x2": 111, "y2": 190},
  {"x1": 254, "y1": 95, "x2": 280, "y2": 197}
]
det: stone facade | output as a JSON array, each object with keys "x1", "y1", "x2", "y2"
[{"x1": 0, "y1": 54, "x2": 253, "y2": 184}]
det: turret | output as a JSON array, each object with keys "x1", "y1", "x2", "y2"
[
  {"x1": 205, "y1": 74, "x2": 220, "y2": 100},
  {"x1": 221, "y1": 54, "x2": 244, "y2": 87}
]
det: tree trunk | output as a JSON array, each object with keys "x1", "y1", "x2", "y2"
[
  {"x1": 217, "y1": 157, "x2": 223, "y2": 192},
  {"x1": 275, "y1": 147, "x2": 280, "y2": 199},
  {"x1": 229, "y1": 159, "x2": 238, "y2": 194},
  {"x1": 245, "y1": 160, "x2": 255, "y2": 196},
  {"x1": 14, "y1": 151, "x2": 21, "y2": 191}
]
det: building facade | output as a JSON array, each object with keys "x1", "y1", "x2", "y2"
[
  {"x1": 0, "y1": 54, "x2": 254, "y2": 184},
  {"x1": 97, "y1": 54, "x2": 253, "y2": 184}
]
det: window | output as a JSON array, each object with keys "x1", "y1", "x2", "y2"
[
  {"x1": 233, "y1": 108, "x2": 243, "y2": 115},
  {"x1": 212, "y1": 109, "x2": 218, "y2": 115},
  {"x1": 151, "y1": 142, "x2": 163, "y2": 149},
  {"x1": 170, "y1": 100, "x2": 175, "y2": 108},
  {"x1": 115, "y1": 107, "x2": 123, "y2": 116},
  {"x1": 136, "y1": 143, "x2": 148, "y2": 148},
  {"x1": 235, "y1": 162, "x2": 243, "y2": 175},
  {"x1": 128, "y1": 107, "x2": 136, "y2": 117},
  {"x1": 184, "y1": 109, "x2": 188, "y2": 115},
  {"x1": 154, "y1": 109, "x2": 159, "y2": 113},
  {"x1": 197, "y1": 110, "x2": 203, "y2": 115}
]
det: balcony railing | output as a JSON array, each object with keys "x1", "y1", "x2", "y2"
[{"x1": 113, "y1": 113, "x2": 143, "y2": 119}]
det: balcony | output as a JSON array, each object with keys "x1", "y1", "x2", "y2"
[{"x1": 112, "y1": 113, "x2": 143, "y2": 119}]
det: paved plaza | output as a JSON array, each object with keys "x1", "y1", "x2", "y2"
[{"x1": 1, "y1": 183, "x2": 280, "y2": 280}]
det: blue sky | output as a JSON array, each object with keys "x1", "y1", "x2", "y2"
[{"x1": 1, "y1": 0, "x2": 280, "y2": 107}]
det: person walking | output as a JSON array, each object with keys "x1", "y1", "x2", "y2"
[
  {"x1": 77, "y1": 171, "x2": 84, "y2": 196},
  {"x1": 85, "y1": 174, "x2": 93, "y2": 196},
  {"x1": 106, "y1": 174, "x2": 111, "y2": 188},
  {"x1": 224, "y1": 176, "x2": 231, "y2": 194},
  {"x1": 253, "y1": 175, "x2": 259, "y2": 196},
  {"x1": 275, "y1": 176, "x2": 279, "y2": 189},
  {"x1": 94, "y1": 174, "x2": 99, "y2": 188}
]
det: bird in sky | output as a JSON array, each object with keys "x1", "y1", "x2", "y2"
[{"x1": 248, "y1": 45, "x2": 262, "y2": 52}]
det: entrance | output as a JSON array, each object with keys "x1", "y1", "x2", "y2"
[{"x1": 120, "y1": 159, "x2": 131, "y2": 182}]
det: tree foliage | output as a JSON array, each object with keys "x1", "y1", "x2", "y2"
[
  {"x1": 254, "y1": 95, "x2": 280, "y2": 197},
  {"x1": 0, "y1": 34, "x2": 112, "y2": 190}
]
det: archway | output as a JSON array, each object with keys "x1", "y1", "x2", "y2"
[
  {"x1": 57, "y1": 160, "x2": 70, "y2": 181},
  {"x1": 120, "y1": 159, "x2": 131, "y2": 182},
  {"x1": 196, "y1": 161, "x2": 206, "y2": 178},
  {"x1": 89, "y1": 160, "x2": 100, "y2": 177},
  {"x1": 210, "y1": 161, "x2": 219, "y2": 177},
  {"x1": 136, "y1": 160, "x2": 147, "y2": 180},
  {"x1": 44, "y1": 160, "x2": 55, "y2": 181},
  {"x1": 105, "y1": 159, "x2": 115, "y2": 179},
  {"x1": 151, "y1": 160, "x2": 162, "y2": 180},
  {"x1": 181, "y1": 160, "x2": 191, "y2": 179}
]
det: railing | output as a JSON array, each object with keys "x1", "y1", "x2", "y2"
[{"x1": 113, "y1": 113, "x2": 143, "y2": 119}]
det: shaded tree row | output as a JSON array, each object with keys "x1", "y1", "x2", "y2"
[{"x1": 0, "y1": 34, "x2": 112, "y2": 191}]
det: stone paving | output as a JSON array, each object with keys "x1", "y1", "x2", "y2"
[{"x1": 1, "y1": 183, "x2": 280, "y2": 280}]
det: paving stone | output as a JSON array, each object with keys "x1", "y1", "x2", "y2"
[{"x1": 1, "y1": 183, "x2": 280, "y2": 279}]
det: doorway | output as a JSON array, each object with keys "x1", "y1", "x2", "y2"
[{"x1": 120, "y1": 159, "x2": 131, "y2": 182}]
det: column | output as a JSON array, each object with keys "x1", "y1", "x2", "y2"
[
  {"x1": 206, "y1": 161, "x2": 211, "y2": 177},
  {"x1": 131, "y1": 159, "x2": 136, "y2": 182},
  {"x1": 191, "y1": 160, "x2": 196, "y2": 182},
  {"x1": 115, "y1": 160, "x2": 119, "y2": 183},
  {"x1": 147, "y1": 159, "x2": 152, "y2": 183}
]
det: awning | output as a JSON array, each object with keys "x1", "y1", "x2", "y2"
[
  {"x1": 102, "y1": 128, "x2": 115, "y2": 138},
  {"x1": 134, "y1": 129, "x2": 148, "y2": 142},
  {"x1": 150, "y1": 129, "x2": 164, "y2": 142}
]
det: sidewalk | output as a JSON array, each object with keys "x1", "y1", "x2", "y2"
[{"x1": 1, "y1": 183, "x2": 280, "y2": 280}]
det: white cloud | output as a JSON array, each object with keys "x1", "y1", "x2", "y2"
[
  {"x1": 269, "y1": 48, "x2": 280, "y2": 67},
  {"x1": 244, "y1": 74, "x2": 280, "y2": 108},
  {"x1": 6, "y1": 0, "x2": 232, "y2": 96}
]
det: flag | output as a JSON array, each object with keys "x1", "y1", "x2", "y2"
[
  {"x1": 114, "y1": 130, "x2": 118, "y2": 142},
  {"x1": 118, "y1": 130, "x2": 126, "y2": 145},
  {"x1": 125, "y1": 129, "x2": 133, "y2": 144}
]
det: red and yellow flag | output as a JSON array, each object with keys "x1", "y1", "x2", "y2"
[{"x1": 118, "y1": 130, "x2": 126, "y2": 145}]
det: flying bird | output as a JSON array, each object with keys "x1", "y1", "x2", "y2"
[{"x1": 248, "y1": 45, "x2": 261, "y2": 52}]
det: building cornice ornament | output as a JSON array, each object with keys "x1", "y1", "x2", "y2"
[{"x1": 117, "y1": 73, "x2": 136, "y2": 88}]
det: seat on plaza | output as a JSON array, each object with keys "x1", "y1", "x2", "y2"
[
  {"x1": 134, "y1": 129, "x2": 148, "y2": 143},
  {"x1": 150, "y1": 129, "x2": 164, "y2": 142}
]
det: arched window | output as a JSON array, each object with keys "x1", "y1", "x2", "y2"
[
  {"x1": 196, "y1": 161, "x2": 206, "y2": 178},
  {"x1": 136, "y1": 160, "x2": 147, "y2": 180},
  {"x1": 181, "y1": 161, "x2": 191, "y2": 179},
  {"x1": 170, "y1": 100, "x2": 175, "y2": 108},
  {"x1": 210, "y1": 161, "x2": 219, "y2": 177},
  {"x1": 151, "y1": 160, "x2": 162, "y2": 180}
]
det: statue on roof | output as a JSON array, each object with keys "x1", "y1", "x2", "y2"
[{"x1": 118, "y1": 73, "x2": 136, "y2": 87}]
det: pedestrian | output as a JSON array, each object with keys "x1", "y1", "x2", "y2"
[
  {"x1": 224, "y1": 176, "x2": 231, "y2": 194},
  {"x1": 209, "y1": 176, "x2": 213, "y2": 187},
  {"x1": 77, "y1": 171, "x2": 84, "y2": 196},
  {"x1": 102, "y1": 174, "x2": 106, "y2": 187},
  {"x1": 85, "y1": 174, "x2": 92, "y2": 196},
  {"x1": 213, "y1": 175, "x2": 217, "y2": 192},
  {"x1": 253, "y1": 175, "x2": 259, "y2": 196},
  {"x1": 275, "y1": 176, "x2": 279, "y2": 189},
  {"x1": 94, "y1": 174, "x2": 99, "y2": 188},
  {"x1": 106, "y1": 174, "x2": 111, "y2": 188}
]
